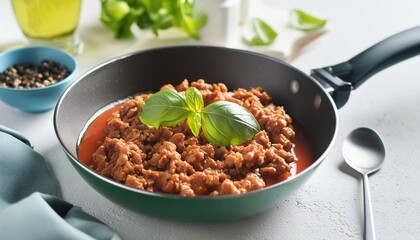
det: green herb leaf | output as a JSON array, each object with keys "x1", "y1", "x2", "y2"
[
  {"x1": 185, "y1": 87, "x2": 204, "y2": 112},
  {"x1": 187, "y1": 112, "x2": 202, "y2": 137},
  {"x1": 102, "y1": 0, "x2": 130, "y2": 21},
  {"x1": 139, "y1": 87, "x2": 261, "y2": 146},
  {"x1": 100, "y1": 0, "x2": 206, "y2": 39},
  {"x1": 114, "y1": 13, "x2": 138, "y2": 39},
  {"x1": 243, "y1": 18, "x2": 278, "y2": 46},
  {"x1": 139, "y1": 89, "x2": 189, "y2": 129},
  {"x1": 289, "y1": 9, "x2": 327, "y2": 32},
  {"x1": 201, "y1": 101, "x2": 260, "y2": 146},
  {"x1": 100, "y1": 0, "x2": 140, "y2": 38}
]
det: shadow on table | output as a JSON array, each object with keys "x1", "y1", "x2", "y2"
[{"x1": 338, "y1": 160, "x2": 360, "y2": 180}]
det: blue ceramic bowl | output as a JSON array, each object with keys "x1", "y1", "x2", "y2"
[{"x1": 0, "y1": 46, "x2": 78, "y2": 113}]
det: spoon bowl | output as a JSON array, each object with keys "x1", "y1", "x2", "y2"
[
  {"x1": 343, "y1": 127, "x2": 386, "y2": 240},
  {"x1": 343, "y1": 127, "x2": 386, "y2": 175}
]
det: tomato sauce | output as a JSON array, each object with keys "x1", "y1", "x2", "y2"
[
  {"x1": 263, "y1": 122, "x2": 313, "y2": 186},
  {"x1": 78, "y1": 105, "x2": 313, "y2": 184},
  {"x1": 78, "y1": 105, "x2": 122, "y2": 167}
]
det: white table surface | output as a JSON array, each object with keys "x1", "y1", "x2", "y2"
[{"x1": 1, "y1": 0, "x2": 420, "y2": 239}]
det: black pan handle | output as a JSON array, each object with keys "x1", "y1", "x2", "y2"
[{"x1": 311, "y1": 25, "x2": 420, "y2": 108}]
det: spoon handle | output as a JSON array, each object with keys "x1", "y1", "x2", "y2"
[{"x1": 363, "y1": 173, "x2": 376, "y2": 240}]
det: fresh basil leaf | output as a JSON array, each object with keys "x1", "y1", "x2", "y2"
[
  {"x1": 102, "y1": 0, "x2": 130, "y2": 22},
  {"x1": 178, "y1": 14, "x2": 207, "y2": 40},
  {"x1": 171, "y1": 0, "x2": 207, "y2": 40},
  {"x1": 243, "y1": 18, "x2": 278, "y2": 46},
  {"x1": 100, "y1": 0, "x2": 145, "y2": 39},
  {"x1": 141, "y1": 0, "x2": 171, "y2": 35},
  {"x1": 114, "y1": 13, "x2": 137, "y2": 39},
  {"x1": 154, "y1": 11, "x2": 173, "y2": 31},
  {"x1": 139, "y1": 89, "x2": 189, "y2": 129},
  {"x1": 187, "y1": 112, "x2": 202, "y2": 137},
  {"x1": 289, "y1": 9, "x2": 327, "y2": 32},
  {"x1": 185, "y1": 87, "x2": 204, "y2": 112},
  {"x1": 142, "y1": 0, "x2": 161, "y2": 14},
  {"x1": 136, "y1": 10, "x2": 153, "y2": 29},
  {"x1": 202, "y1": 101, "x2": 260, "y2": 146}
]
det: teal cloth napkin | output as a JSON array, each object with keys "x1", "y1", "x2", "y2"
[{"x1": 0, "y1": 125, "x2": 121, "y2": 240}]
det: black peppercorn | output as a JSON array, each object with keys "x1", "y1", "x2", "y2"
[{"x1": 0, "y1": 60, "x2": 70, "y2": 89}]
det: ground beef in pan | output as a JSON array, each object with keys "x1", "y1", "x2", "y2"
[{"x1": 91, "y1": 79, "x2": 296, "y2": 196}]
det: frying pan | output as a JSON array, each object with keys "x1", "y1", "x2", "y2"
[{"x1": 54, "y1": 26, "x2": 420, "y2": 222}]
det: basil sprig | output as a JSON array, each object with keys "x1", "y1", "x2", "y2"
[
  {"x1": 139, "y1": 87, "x2": 260, "y2": 146},
  {"x1": 100, "y1": 0, "x2": 207, "y2": 39}
]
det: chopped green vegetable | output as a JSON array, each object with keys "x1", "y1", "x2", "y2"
[
  {"x1": 100, "y1": 0, "x2": 207, "y2": 39},
  {"x1": 242, "y1": 18, "x2": 278, "y2": 46},
  {"x1": 139, "y1": 87, "x2": 260, "y2": 146},
  {"x1": 289, "y1": 9, "x2": 327, "y2": 32}
]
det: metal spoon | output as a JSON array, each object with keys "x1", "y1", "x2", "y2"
[{"x1": 342, "y1": 127, "x2": 386, "y2": 240}]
